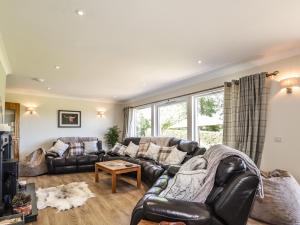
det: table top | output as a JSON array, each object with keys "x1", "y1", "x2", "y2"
[{"x1": 96, "y1": 160, "x2": 140, "y2": 171}]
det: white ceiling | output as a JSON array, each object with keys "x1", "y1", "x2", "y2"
[{"x1": 1, "y1": 0, "x2": 300, "y2": 102}]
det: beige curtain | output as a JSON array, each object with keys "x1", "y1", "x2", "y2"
[
  {"x1": 122, "y1": 107, "x2": 133, "y2": 140},
  {"x1": 223, "y1": 72, "x2": 270, "y2": 167}
]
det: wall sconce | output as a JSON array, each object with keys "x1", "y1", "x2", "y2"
[
  {"x1": 280, "y1": 77, "x2": 300, "y2": 94},
  {"x1": 97, "y1": 110, "x2": 105, "y2": 118},
  {"x1": 26, "y1": 107, "x2": 36, "y2": 115}
]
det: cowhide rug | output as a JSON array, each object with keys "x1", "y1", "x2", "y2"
[{"x1": 36, "y1": 182, "x2": 95, "y2": 211}]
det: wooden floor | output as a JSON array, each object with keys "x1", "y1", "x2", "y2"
[{"x1": 23, "y1": 172, "x2": 268, "y2": 225}]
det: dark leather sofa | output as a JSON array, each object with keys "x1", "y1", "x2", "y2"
[
  {"x1": 103, "y1": 137, "x2": 206, "y2": 186},
  {"x1": 131, "y1": 156, "x2": 259, "y2": 225},
  {"x1": 46, "y1": 137, "x2": 105, "y2": 174}
]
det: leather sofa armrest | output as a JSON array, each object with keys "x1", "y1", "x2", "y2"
[
  {"x1": 45, "y1": 151, "x2": 59, "y2": 158},
  {"x1": 213, "y1": 172, "x2": 259, "y2": 225},
  {"x1": 143, "y1": 196, "x2": 211, "y2": 225},
  {"x1": 167, "y1": 165, "x2": 181, "y2": 177}
]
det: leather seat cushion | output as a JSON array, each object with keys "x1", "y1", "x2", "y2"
[
  {"x1": 52, "y1": 157, "x2": 66, "y2": 167},
  {"x1": 65, "y1": 156, "x2": 77, "y2": 166}
]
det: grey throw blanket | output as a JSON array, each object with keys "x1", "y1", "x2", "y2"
[{"x1": 159, "y1": 144, "x2": 264, "y2": 202}]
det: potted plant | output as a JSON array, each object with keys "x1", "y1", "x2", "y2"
[
  {"x1": 11, "y1": 193, "x2": 32, "y2": 216},
  {"x1": 104, "y1": 125, "x2": 121, "y2": 148}
]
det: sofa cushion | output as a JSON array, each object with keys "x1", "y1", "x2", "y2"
[
  {"x1": 124, "y1": 142, "x2": 139, "y2": 158},
  {"x1": 84, "y1": 141, "x2": 98, "y2": 153},
  {"x1": 137, "y1": 143, "x2": 150, "y2": 158},
  {"x1": 144, "y1": 143, "x2": 160, "y2": 161},
  {"x1": 65, "y1": 156, "x2": 77, "y2": 166},
  {"x1": 163, "y1": 147, "x2": 187, "y2": 165},
  {"x1": 77, "y1": 155, "x2": 90, "y2": 165},
  {"x1": 123, "y1": 137, "x2": 141, "y2": 146},
  {"x1": 52, "y1": 157, "x2": 66, "y2": 167},
  {"x1": 168, "y1": 138, "x2": 181, "y2": 147},
  {"x1": 157, "y1": 146, "x2": 174, "y2": 164},
  {"x1": 178, "y1": 140, "x2": 198, "y2": 154},
  {"x1": 69, "y1": 142, "x2": 84, "y2": 156},
  {"x1": 49, "y1": 140, "x2": 69, "y2": 157}
]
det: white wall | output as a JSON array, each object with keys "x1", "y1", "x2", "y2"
[
  {"x1": 5, "y1": 92, "x2": 124, "y2": 158},
  {"x1": 126, "y1": 55, "x2": 300, "y2": 181}
]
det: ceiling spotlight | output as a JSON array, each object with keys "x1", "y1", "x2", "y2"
[
  {"x1": 54, "y1": 65, "x2": 60, "y2": 70},
  {"x1": 76, "y1": 10, "x2": 85, "y2": 16},
  {"x1": 32, "y1": 78, "x2": 45, "y2": 83},
  {"x1": 47, "y1": 87, "x2": 52, "y2": 90},
  {"x1": 197, "y1": 60, "x2": 202, "y2": 64}
]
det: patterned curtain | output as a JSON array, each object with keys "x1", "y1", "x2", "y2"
[
  {"x1": 122, "y1": 107, "x2": 133, "y2": 140},
  {"x1": 223, "y1": 80, "x2": 240, "y2": 149},
  {"x1": 223, "y1": 72, "x2": 270, "y2": 167}
]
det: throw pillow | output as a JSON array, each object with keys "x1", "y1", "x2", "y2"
[
  {"x1": 84, "y1": 141, "x2": 98, "y2": 154},
  {"x1": 69, "y1": 142, "x2": 85, "y2": 156},
  {"x1": 157, "y1": 146, "x2": 175, "y2": 164},
  {"x1": 111, "y1": 142, "x2": 127, "y2": 156},
  {"x1": 49, "y1": 140, "x2": 69, "y2": 157},
  {"x1": 163, "y1": 147, "x2": 187, "y2": 165},
  {"x1": 124, "y1": 141, "x2": 139, "y2": 158},
  {"x1": 137, "y1": 143, "x2": 150, "y2": 158},
  {"x1": 118, "y1": 145, "x2": 126, "y2": 156},
  {"x1": 145, "y1": 142, "x2": 161, "y2": 161}
]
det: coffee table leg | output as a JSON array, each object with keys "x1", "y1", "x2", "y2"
[
  {"x1": 112, "y1": 173, "x2": 117, "y2": 193},
  {"x1": 137, "y1": 167, "x2": 141, "y2": 189},
  {"x1": 95, "y1": 165, "x2": 99, "y2": 182}
]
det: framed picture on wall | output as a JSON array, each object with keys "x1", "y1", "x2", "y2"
[{"x1": 58, "y1": 110, "x2": 81, "y2": 128}]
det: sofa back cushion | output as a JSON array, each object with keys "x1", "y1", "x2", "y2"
[
  {"x1": 123, "y1": 137, "x2": 141, "y2": 146},
  {"x1": 206, "y1": 156, "x2": 247, "y2": 205}
]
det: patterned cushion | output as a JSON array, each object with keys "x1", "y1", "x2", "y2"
[
  {"x1": 137, "y1": 143, "x2": 150, "y2": 158},
  {"x1": 163, "y1": 147, "x2": 187, "y2": 165},
  {"x1": 157, "y1": 146, "x2": 176, "y2": 164},
  {"x1": 111, "y1": 142, "x2": 126, "y2": 156},
  {"x1": 49, "y1": 140, "x2": 69, "y2": 157},
  {"x1": 145, "y1": 142, "x2": 161, "y2": 161},
  {"x1": 69, "y1": 142, "x2": 84, "y2": 156},
  {"x1": 124, "y1": 142, "x2": 139, "y2": 158}
]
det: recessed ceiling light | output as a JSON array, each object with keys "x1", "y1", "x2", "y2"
[
  {"x1": 76, "y1": 10, "x2": 85, "y2": 16},
  {"x1": 54, "y1": 65, "x2": 60, "y2": 70},
  {"x1": 197, "y1": 60, "x2": 202, "y2": 64},
  {"x1": 32, "y1": 78, "x2": 45, "y2": 83},
  {"x1": 113, "y1": 96, "x2": 117, "y2": 98},
  {"x1": 47, "y1": 87, "x2": 52, "y2": 90}
]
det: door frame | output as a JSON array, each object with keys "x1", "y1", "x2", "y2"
[{"x1": 5, "y1": 102, "x2": 20, "y2": 160}]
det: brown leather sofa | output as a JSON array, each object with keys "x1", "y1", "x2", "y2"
[
  {"x1": 103, "y1": 137, "x2": 206, "y2": 186},
  {"x1": 46, "y1": 137, "x2": 105, "y2": 174},
  {"x1": 130, "y1": 156, "x2": 259, "y2": 225}
]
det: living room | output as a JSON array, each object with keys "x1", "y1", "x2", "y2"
[{"x1": 0, "y1": 1, "x2": 300, "y2": 225}]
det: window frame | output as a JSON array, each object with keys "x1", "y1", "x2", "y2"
[
  {"x1": 131, "y1": 86, "x2": 224, "y2": 143},
  {"x1": 133, "y1": 104, "x2": 153, "y2": 137},
  {"x1": 193, "y1": 87, "x2": 224, "y2": 147},
  {"x1": 156, "y1": 97, "x2": 188, "y2": 138}
]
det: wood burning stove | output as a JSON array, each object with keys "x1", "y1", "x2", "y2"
[{"x1": 0, "y1": 131, "x2": 17, "y2": 216}]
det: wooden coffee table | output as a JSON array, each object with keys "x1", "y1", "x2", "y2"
[{"x1": 95, "y1": 160, "x2": 141, "y2": 193}]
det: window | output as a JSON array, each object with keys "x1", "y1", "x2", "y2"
[
  {"x1": 195, "y1": 90, "x2": 224, "y2": 148},
  {"x1": 158, "y1": 100, "x2": 187, "y2": 139},
  {"x1": 133, "y1": 106, "x2": 152, "y2": 136}
]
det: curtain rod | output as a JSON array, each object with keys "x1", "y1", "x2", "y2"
[
  {"x1": 266, "y1": 70, "x2": 279, "y2": 77},
  {"x1": 130, "y1": 70, "x2": 279, "y2": 109},
  {"x1": 131, "y1": 85, "x2": 224, "y2": 108}
]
